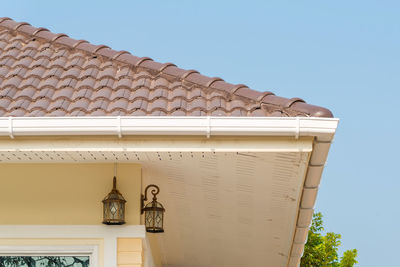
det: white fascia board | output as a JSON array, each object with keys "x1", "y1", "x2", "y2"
[{"x1": 0, "y1": 116, "x2": 338, "y2": 141}]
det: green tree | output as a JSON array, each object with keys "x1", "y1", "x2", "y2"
[{"x1": 300, "y1": 212, "x2": 358, "y2": 267}]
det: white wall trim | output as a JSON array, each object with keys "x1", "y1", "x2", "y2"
[
  {"x1": 0, "y1": 225, "x2": 149, "y2": 267},
  {"x1": 0, "y1": 245, "x2": 98, "y2": 267}
]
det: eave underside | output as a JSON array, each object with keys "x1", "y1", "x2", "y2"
[{"x1": 0, "y1": 136, "x2": 322, "y2": 267}]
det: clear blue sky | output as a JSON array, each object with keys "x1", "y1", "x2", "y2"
[{"x1": 3, "y1": 1, "x2": 399, "y2": 266}]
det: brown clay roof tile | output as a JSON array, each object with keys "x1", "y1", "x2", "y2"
[{"x1": 0, "y1": 17, "x2": 333, "y2": 117}]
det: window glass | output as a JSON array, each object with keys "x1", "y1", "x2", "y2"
[{"x1": 0, "y1": 256, "x2": 90, "y2": 267}]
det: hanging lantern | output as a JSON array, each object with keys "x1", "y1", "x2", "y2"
[
  {"x1": 141, "y1": 184, "x2": 165, "y2": 233},
  {"x1": 102, "y1": 176, "x2": 126, "y2": 225}
]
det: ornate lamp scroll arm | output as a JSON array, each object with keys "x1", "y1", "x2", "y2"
[{"x1": 141, "y1": 184, "x2": 160, "y2": 214}]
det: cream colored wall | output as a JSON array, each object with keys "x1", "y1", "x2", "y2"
[
  {"x1": 0, "y1": 163, "x2": 141, "y2": 225},
  {"x1": 117, "y1": 238, "x2": 143, "y2": 267},
  {"x1": 147, "y1": 234, "x2": 162, "y2": 267}
]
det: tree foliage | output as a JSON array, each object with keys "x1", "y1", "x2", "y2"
[{"x1": 300, "y1": 212, "x2": 358, "y2": 267}]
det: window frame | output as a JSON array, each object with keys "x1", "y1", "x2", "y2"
[
  {"x1": 0, "y1": 245, "x2": 97, "y2": 267},
  {"x1": 0, "y1": 225, "x2": 149, "y2": 267}
]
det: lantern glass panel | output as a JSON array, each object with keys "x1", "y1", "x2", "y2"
[
  {"x1": 144, "y1": 201, "x2": 164, "y2": 233},
  {"x1": 110, "y1": 202, "x2": 118, "y2": 216},
  {"x1": 103, "y1": 203, "x2": 109, "y2": 218},
  {"x1": 155, "y1": 210, "x2": 163, "y2": 228},
  {"x1": 145, "y1": 210, "x2": 154, "y2": 227},
  {"x1": 119, "y1": 202, "x2": 125, "y2": 218}
]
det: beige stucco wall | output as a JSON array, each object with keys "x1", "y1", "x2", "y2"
[
  {"x1": 117, "y1": 238, "x2": 143, "y2": 267},
  {"x1": 147, "y1": 234, "x2": 162, "y2": 267},
  {"x1": 0, "y1": 163, "x2": 141, "y2": 225}
]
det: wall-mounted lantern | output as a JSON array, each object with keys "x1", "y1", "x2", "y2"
[
  {"x1": 141, "y1": 184, "x2": 165, "y2": 233},
  {"x1": 102, "y1": 176, "x2": 126, "y2": 225}
]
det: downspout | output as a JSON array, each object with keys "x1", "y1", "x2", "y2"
[{"x1": 8, "y1": 117, "x2": 14, "y2": 139}]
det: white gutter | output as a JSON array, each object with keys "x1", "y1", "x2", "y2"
[{"x1": 0, "y1": 116, "x2": 338, "y2": 141}]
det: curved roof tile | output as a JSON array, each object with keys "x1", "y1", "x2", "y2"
[{"x1": 0, "y1": 17, "x2": 333, "y2": 117}]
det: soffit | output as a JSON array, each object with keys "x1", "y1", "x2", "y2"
[
  {"x1": 0, "y1": 136, "x2": 313, "y2": 163},
  {"x1": 0, "y1": 151, "x2": 310, "y2": 267},
  {"x1": 0, "y1": 137, "x2": 313, "y2": 267},
  {"x1": 142, "y1": 151, "x2": 310, "y2": 267}
]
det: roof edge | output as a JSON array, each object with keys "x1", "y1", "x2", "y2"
[{"x1": 0, "y1": 17, "x2": 334, "y2": 118}]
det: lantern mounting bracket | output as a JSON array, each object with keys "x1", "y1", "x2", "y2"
[{"x1": 141, "y1": 184, "x2": 160, "y2": 214}]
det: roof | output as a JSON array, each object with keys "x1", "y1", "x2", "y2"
[{"x1": 0, "y1": 17, "x2": 333, "y2": 117}]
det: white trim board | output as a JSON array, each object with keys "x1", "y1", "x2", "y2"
[
  {"x1": 0, "y1": 225, "x2": 151, "y2": 267},
  {"x1": 0, "y1": 245, "x2": 98, "y2": 267}
]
